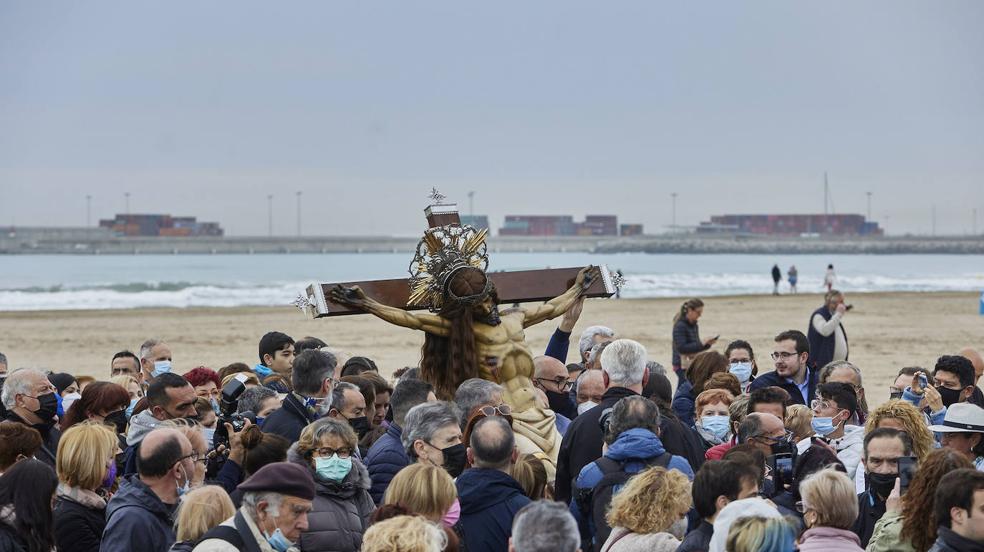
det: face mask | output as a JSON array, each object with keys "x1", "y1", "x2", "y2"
[
  {"x1": 306, "y1": 396, "x2": 332, "y2": 417},
  {"x1": 729, "y1": 362, "x2": 753, "y2": 384},
  {"x1": 255, "y1": 416, "x2": 265, "y2": 428},
  {"x1": 937, "y1": 386, "x2": 963, "y2": 408},
  {"x1": 811, "y1": 416, "x2": 840, "y2": 436},
  {"x1": 254, "y1": 363, "x2": 273, "y2": 379},
  {"x1": 33, "y1": 392, "x2": 59, "y2": 422},
  {"x1": 176, "y1": 464, "x2": 192, "y2": 497},
  {"x1": 315, "y1": 454, "x2": 352, "y2": 482},
  {"x1": 125, "y1": 398, "x2": 139, "y2": 419},
  {"x1": 264, "y1": 527, "x2": 293, "y2": 552},
  {"x1": 770, "y1": 438, "x2": 793, "y2": 457},
  {"x1": 62, "y1": 392, "x2": 82, "y2": 414},
  {"x1": 152, "y1": 360, "x2": 172, "y2": 378},
  {"x1": 868, "y1": 472, "x2": 897, "y2": 499},
  {"x1": 577, "y1": 400, "x2": 598, "y2": 416},
  {"x1": 441, "y1": 443, "x2": 467, "y2": 478},
  {"x1": 104, "y1": 410, "x2": 128, "y2": 434},
  {"x1": 669, "y1": 517, "x2": 688, "y2": 540},
  {"x1": 348, "y1": 416, "x2": 371, "y2": 440},
  {"x1": 442, "y1": 499, "x2": 461, "y2": 527},
  {"x1": 203, "y1": 427, "x2": 216, "y2": 449},
  {"x1": 545, "y1": 389, "x2": 575, "y2": 417},
  {"x1": 102, "y1": 460, "x2": 117, "y2": 489},
  {"x1": 210, "y1": 398, "x2": 221, "y2": 416},
  {"x1": 699, "y1": 415, "x2": 730, "y2": 440}
]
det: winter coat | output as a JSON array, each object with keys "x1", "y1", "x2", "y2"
[
  {"x1": 571, "y1": 428, "x2": 694, "y2": 546},
  {"x1": 748, "y1": 367, "x2": 819, "y2": 406},
  {"x1": 851, "y1": 490, "x2": 886, "y2": 549},
  {"x1": 100, "y1": 475, "x2": 177, "y2": 552},
  {"x1": 807, "y1": 305, "x2": 848, "y2": 370},
  {"x1": 830, "y1": 425, "x2": 865, "y2": 481},
  {"x1": 168, "y1": 541, "x2": 196, "y2": 552},
  {"x1": 121, "y1": 409, "x2": 166, "y2": 476},
  {"x1": 676, "y1": 520, "x2": 713, "y2": 552},
  {"x1": 555, "y1": 387, "x2": 638, "y2": 504},
  {"x1": 671, "y1": 380, "x2": 697, "y2": 428},
  {"x1": 260, "y1": 393, "x2": 316, "y2": 445},
  {"x1": 798, "y1": 527, "x2": 864, "y2": 552},
  {"x1": 865, "y1": 510, "x2": 915, "y2": 552},
  {"x1": 364, "y1": 423, "x2": 409, "y2": 504},
  {"x1": 0, "y1": 519, "x2": 26, "y2": 552},
  {"x1": 658, "y1": 409, "x2": 706, "y2": 472},
  {"x1": 456, "y1": 468, "x2": 531, "y2": 552},
  {"x1": 928, "y1": 526, "x2": 984, "y2": 552},
  {"x1": 287, "y1": 445, "x2": 375, "y2": 552},
  {"x1": 53, "y1": 484, "x2": 108, "y2": 552},
  {"x1": 599, "y1": 528, "x2": 679, "y2": 552},
  {"x1": 672, "y1": 318, "x2": 708, "y2": 368}
]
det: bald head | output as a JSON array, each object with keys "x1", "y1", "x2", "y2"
[
  {"x1": 534, "y1": 356, "x2": 567, "y2": 380},
  {"x1": 138, "y1": 428, "x2": 192, "y2": 479},
  {"x1": 469, "y1": 415, "x2": 515, "y2": 471},
  {"x1": 961, "y1": 348, "x2": 984, "y2": 382}
]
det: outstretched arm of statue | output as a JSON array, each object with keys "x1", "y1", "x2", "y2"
[
  {"x1": 329, "y1": 285, "x2": 451, "y2": 336},
  {"x1": 520, "y1": 265, "x2": 598, "y2": 329}
]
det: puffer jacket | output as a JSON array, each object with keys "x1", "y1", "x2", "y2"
[
  {"x1": 830, "y1": 425, "x2": 865, "y2": 481},
  {"x1": 100, "y1": 475, "x2": 176, "y2": 552},
  {"x1": 288, "y1": 445, "x2": 375, "y2": 552},
  {"x1": 798, "y1": 526, "x2": 863, "y2": 552},
  {"x1": 364, "y1": 423, "x2": 408, "y2": 504}
]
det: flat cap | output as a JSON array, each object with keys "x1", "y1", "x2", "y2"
[{"x1": 237, "y1": 461, "x2": 315, "y2": 501}]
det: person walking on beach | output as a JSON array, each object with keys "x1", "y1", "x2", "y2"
[
  {"x1": 824, "y1": 264, "x2": 836, "y2": 292},
  {"x1": 788, "y1": 265, "x2": 798, "y2": 293},
  {"x1": 771, "y1": 265, "x2": 781, "y2": 295}
]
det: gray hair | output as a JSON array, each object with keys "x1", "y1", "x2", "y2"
[
  {"x1": 605, "y1": 396, "x2": 660, "y2": 444},
  {"x1": 300, "y1": 416, "x2": 357, "y2": 450},
  {"x1": 453, "y1": 378, "x2": 502, "y2": 429},
  {"x1": 587, "y1": 341, "x2": 611, "y2": 367},
  {"x1": 401, "y1": 401, "x2": 460, "y2": 458},
  {"x1": 1, "y1": 368, "x2": 44, "y2": 410},
  {"x1": 579, "y1": 325, "x2": 615, "y2": 360},
  {"x1": 820, "y1": 360, "x2": 862, "y2": 385},
  {"x1": 646, "y1": 360, "x2": 667, "y2": 377},
  {"x1": 331, "y1": 382, "x2": 360, "y2": 412},
  {"x1": 237, "y1": 385, "x2": 277, "y2": 415},
  {"x1": 242, "y1": 491, "x2": 283, "y2": 517},
  {"x1": 511, "y1": 500, "x2": 580, "y2": 552},
  {"x1": 139, "y1": 339, "x2": 163, "y2": 360},
  {"x1": 292, "y1": 349, "x2": 337, "y2": 396},
  {"x1": 737, "y1": 413, "x2": 765, "y2": 443},
  {"x1": 600, "y1": 339, "x2": 647, "y2": 386}
]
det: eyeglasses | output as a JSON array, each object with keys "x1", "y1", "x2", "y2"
[
  {"x1": 313, "y1": 447, "x2": 352, "y2": 459},
  {"x1": 795, "y1": 501, "x2": 811, "y2": 513},
  {"x1": 770, "y1": 352, "x2": 799, "y2": 361},
  {"x1": 534, "y1": 377, "x2": 573, "y2": 391},
  {"x1": 176, "y1": 452, "x2": 206, "y2": 466},
  {"x1": 810, "y1": 399, "x2": 833, "y2": 411},
  {"x1": 755, "y1": 430, "x2": 794, "y2": 444},
  {"x1": 478, "y1": 404, "x2": 512, "y2": 417}
]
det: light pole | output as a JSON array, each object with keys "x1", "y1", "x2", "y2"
[
  {"x1": 671, "y1": 192, "x2": 678, "y2": 232},
  {"x1": 86, "y1": 195, "x2": 92, "y2": 226},
  {"x1": 267, "y1": 195, "x2": 273, "y2": 237},
  {"x1": 296, "y1": 191, "x2": 302, "y2": 237}
]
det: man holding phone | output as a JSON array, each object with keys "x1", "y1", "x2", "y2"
[
  {"x1": 852, "y1": 428, "x2": 913, "y2": 548},
  {"x1": 807, "y1": 289, "x2": 850, "y2": 370}
]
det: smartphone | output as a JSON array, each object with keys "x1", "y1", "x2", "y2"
[
  {"x1": 916, "y1": 373, "x2": 929, "y2": 392},
  {"x1": 898, "y1": 456, "x2": 918, "y2": 495}
]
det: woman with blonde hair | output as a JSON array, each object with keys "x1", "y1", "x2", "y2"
[
  {"x1": 362, "y1": 515, "x2": 447, "y2": 552},
  {"x1": 726, "y1": 516, "x2": 797, "y2": 552},
  {"x1": 52, "y1": 421, "x2": 120, "y2": 552},
  {"x1": 864, "y1": 400, "x2": 934, "y2": 461},
  {"x1": 796, "y1": 468, "x2": 863, "y2": 551},
  {"x1": 168, "y1": 485, "x2": 235, "y2": 552},
  {"x1": 785, "y1": 404, "x2": 815, "y2": 444},
  {"x1": 512, "y1": 453, "x2": 549, "y2": 499},
  {"x1": 384, "y1": 463, "x2": 458, "y2": 525},
  {"x1": 600, "y1": 466, "x2": 692, "y2": 552}
]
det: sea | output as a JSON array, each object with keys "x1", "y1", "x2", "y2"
[{"x1": 0, "y1": 253, "x2": 982, "y2": 311}]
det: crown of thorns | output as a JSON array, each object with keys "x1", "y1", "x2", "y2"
[{"x1": 407, "y1": 224, "x2": 490, "y2": 312}]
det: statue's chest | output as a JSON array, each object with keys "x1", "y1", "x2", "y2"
[{"x1": 475, "y1": 322, "x2": 525, "y2": 347}]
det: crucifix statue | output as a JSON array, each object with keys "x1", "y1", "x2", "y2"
[{"x1": 298, "y1": 191, "x2": 617, "y2": 472}]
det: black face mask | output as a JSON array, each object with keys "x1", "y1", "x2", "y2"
[
  {"x1": 441, "y1": 443, "x2": 468, "y2": 478},
  {"x1": 544, "y1": 389, "x2": 576, "y2": 419},
  {"x1": 348, "y1": 416, "x2": 371, "y2": 440},
  {"x1": 868, "y1": 472, "x2": 897, "y2": 499},
  {"x1": 33, "y1": 392, "x2": 58, "y2": 422},
  {"x1": 104, "y1": 410, "x2": 128, "y2": 434},
  {"x1": 937, "y1": 386, "x2": 964, "y2": 408}
]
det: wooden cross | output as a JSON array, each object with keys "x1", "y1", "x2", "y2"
[{"x1": 297, "y1": 197, "x2": 617, "y2": 318}]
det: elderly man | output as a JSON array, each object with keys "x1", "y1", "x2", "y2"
[
  {"x1": 820, "y1": 360, "x2": 868, "y2": 424},
  {"x1": 533, "y1": 355, "x2": 577, "y2": 420},
  {"x1": 509, "y1": 501, "x2": 581, "y2": 552},
  {"x1": 365, "y1": 378, "x2": 436, "y2": 504},
  {"x1": 555, "y1": 339, "x2": 649, "y2": 505},
  {"x1": 139, "y1": 338, "x2": 174, "y2": 382},
  {"x1": 1, "y1": 368, "x2": 60, "y2": 467},
  {"x1": 807, "y1": 290, "x2": 849, "y2": 370},
  {"x1": 263, "y1": 349, "x2": 337, "y2": 444},
  {"x1": 402, "y1": 401, "x2": 465, "y2": 477},
  {"x1": 193, "y1": 462, "x2": 315, "y2": 552},
  {"x1": 574, "y1": 369, "x2": 605, "y2": 416},
  {"x1": 457, "y1": 416, "x2": 531, "y2": 552},
  {"x1": 102, "y1": 428, "x2": 195, "y2": 552},
  {"x1": 737, "y1": 412, "x2": 789, "y2": 459},
  {"x1": 327, "y1": 381, "x2": 370, "y2": 443},
  {"x1": 122, "y1": 372, "x2": 198, "y2": 476}
]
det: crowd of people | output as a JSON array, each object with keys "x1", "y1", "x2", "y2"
[{"x1": 0, "y1": 289, "x2": 983, "y2": 552}]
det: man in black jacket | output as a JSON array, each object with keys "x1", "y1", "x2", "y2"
[
  {"x1": 749, "y1": 330, "x2": 817, "y2": 406},
  {"x1": 0, "y1": 368, "x2": 61, "y2": 467},
  {"x1": 263, "y1": 349, "x2": 337, "y2": 444},
  {"x1": 554, "y1": 338, "x2": 650, "y2": 505},
  {"x1": 929, "y1": 468, "x2": 984, "y2": 552},
  {"x1": 852, "y1": 428, "x2": 912, "y2": 548}
]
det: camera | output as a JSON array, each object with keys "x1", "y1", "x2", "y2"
[{"x1": 212, "y1": 373, "x2": 256, "y2": 449}]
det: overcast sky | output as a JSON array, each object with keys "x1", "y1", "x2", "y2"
[{"x1": 1, "y1": 1, "x2": 982, "y2": 236}]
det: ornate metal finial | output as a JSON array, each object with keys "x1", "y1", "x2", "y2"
[
  {"x1": 428, "y1": 187, "x2": 447, "y2": 204},
  {"x1": 291, "y1": 293, "x2": 314, "y2": 312}
]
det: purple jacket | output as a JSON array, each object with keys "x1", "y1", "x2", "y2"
[{"x1": 798, "y1": 527, "x2": 864, "y2": 552}]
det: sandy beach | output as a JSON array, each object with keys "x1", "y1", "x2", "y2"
[{"x1": 1, "y1": 291, "x2": 981, "y2": 407}]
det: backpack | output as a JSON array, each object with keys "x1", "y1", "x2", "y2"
[{"x1": 576, "y1": 452, "x2": 672, "y2": 551}]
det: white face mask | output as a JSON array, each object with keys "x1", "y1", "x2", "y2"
[
  {"x1": 577, "y1": 400, "x2": 598, "y2": 416},
  {"x1": 669, "y1": 517, "x2": 688, "y2": 540},
  {"x1": 62, "y1": 392, "x2": 82, "y2": 413}
]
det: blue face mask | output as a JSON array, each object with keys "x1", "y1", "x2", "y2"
[
  {"x1": 176, "y1": 465, "x2": 192, "y2": 497},
  {"x1": 210, "y1": 398, "x2": 221, "y2": 415},
  {"x1": 811, "y1": 416, "x2": 840, "y2": 436},
  {"x1": 152, "y1": 360, "x2": 172, "y2": 377},
  {"x1": 699, "y1": 415, "x2": 731, "y2": 440},
  {"x1": 315, "y1": 454, "x2": 352, "y2": 482},
  {"x1": 254, "y1": 363, "x2": 273, "y2": 378},
  {"x1": 255, "y1": 416, "x2": 265, "y2": 428},
  {"x1": 729, "y1": 362, "x2": 753, "y2": 384},
  {"x1": 264, "y1": 527, "x2": 293, "y2": 552},
  {"x1": 203, "y1": 427, "x2": 216, "y2": 449},
  {"x1": 125, "y1": 397, "x2": 139, "y2": 419}
]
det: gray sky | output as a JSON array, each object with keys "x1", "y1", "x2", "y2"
[{"x1": 1, "y1": 1, "x2": 982, "y2": 236}]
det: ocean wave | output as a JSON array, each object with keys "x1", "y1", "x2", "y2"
[{"x1": 0, "y1": 272, "x2": 981, "y2": 311}]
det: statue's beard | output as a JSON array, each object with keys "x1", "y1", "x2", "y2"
[{"x1": 478, "y1": 305, "x2": 501, "y2": 326}]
